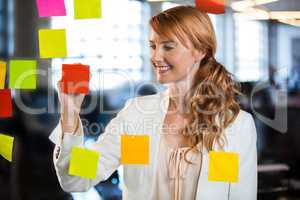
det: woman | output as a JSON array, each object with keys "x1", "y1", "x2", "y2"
[{"x1": 49, "y1": 5, "x2": 257, "y2": 200}]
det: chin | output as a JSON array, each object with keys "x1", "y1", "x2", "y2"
[
  {"x1": 156, "y1": 77, "x2": 176, "y2": 84},
  {"x1": 155, "y1": 71, "x2": 181, "y2": 84},
  {"x1": 157, "y1": 79, "x2": 168, "y2": 84}
]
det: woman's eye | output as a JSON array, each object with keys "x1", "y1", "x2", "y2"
[
  {"x1": 164, "y1": 46, "x2": 174, "y2": 51},
  {"x1": 149, "y1": 44, "x2": 156, "y2": 49}
]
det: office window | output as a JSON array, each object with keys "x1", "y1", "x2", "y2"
[
  {"x1": 235, "y1": 19, "x2": 268, "y2": 81},
  {"x1": 0, "y1": 0, "x2": 13, "y2": 58},
  {"x1": 51, "y1": 0, "x2": 150, "y2": 90},
  {"x1": 0, "y1": 0, "x2": 6, "y2": 57}
]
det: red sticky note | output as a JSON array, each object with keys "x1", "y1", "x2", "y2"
[
  {"x1": 0, "y1": 89, "x2": 12, "y2": 118},
  {"x1": 36, "y1": 0, "x2": 66, "y2": 17},
  {"x1": 195, "y1": 0, "x2": 225, "y2": 14},
  {"x1": 61, "y1": 64, "x2": 90, "y2": 94}
]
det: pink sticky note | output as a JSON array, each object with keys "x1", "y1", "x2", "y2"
[{"x1": 36, "y1": 0, "x2": 66, "y2": 17}]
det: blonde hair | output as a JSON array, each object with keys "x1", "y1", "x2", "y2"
[{"x1": 150, "y1": 6, "x2": 241, "y2": 158}]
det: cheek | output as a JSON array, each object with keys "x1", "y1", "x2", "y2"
[
  {"x1": 150, "y1": 52, "x2": 155, "y2": 64},
  {"x1": 168, "y1": 52, "x2": 195, "y2": 73}
]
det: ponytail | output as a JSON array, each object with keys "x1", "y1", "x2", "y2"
[{"x1": 181, "y1": 56, "x2": 241, "y2": 157}]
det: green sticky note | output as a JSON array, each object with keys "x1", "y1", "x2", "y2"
[
  {"x1": 9, "y1": 60, "x2": 37, "y2": 89},
  {"x1": 38, "y1": 29, "x2": 67, "y2": 58},
  {"x1": 74, "y1": 0, "x2": 101, "y2": 19},
  {"x1": 69, "y1": 146, "x2": 100, "y2": 179},
  {"x1": 208, "y1": 151, "x2": 239, "y2": 183},
  {"x1": 0, "y1": 134, "x2": 14, "y2": 162}
]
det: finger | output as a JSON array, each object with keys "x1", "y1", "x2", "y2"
[
  {"x1": 57, "y1": 80, "x2": 63, "y2": 104},
  {"x1": 74, "y1": 93, "x2": 84, "y2": 105},
  {"x1": 57, "y1": 80, "x2": 61, "y2": 90}
]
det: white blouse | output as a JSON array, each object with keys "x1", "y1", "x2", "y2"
[
  {"x1": 49, "y1": 90, "x2": 258, "y2": 200},
  {"x1": 151, "y1": 137, "x2": 202, "y2": 200}
]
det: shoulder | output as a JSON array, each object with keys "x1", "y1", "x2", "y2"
[
  {"x1": 130, "y1": 93, "x2": 161, "y2": 102},
  {"x1": 228, "y1": 109, "x2": 254, "y2": 130},
  {"x1": 229, "y1": 109, "x2": 257, "y2": 150},
  {"x1": 127, "y1": 92, "x2": 162, "y2": 106},
  {"x1": 121, "y1": 92, "x2": 163, "y2": 116},
  {"x1": 232, "y1": 109, "x2": 255, "y2": 128}
]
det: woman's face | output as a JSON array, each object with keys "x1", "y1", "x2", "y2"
[{"x1": 149, "y1": 28, "x2": 204, "y2": 84}]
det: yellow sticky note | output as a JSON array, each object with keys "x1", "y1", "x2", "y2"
[
  {"x1": 0, "y1": 134, "x2": 14, "y2": 162},
  {"x1": 121, "y1": 135, "x2": 149, "y2": 165},
  {"x1": 74, "y1": 0, "x2": 101, "y2": 19},
  {"x1": 0, "y1": 61, "x2": 6, "y2": 89},
  {"x1": 208, "y1": 151, "x2": 239, "y2": 183},
  {"x1": 38, "y1": 29, "x2": 67, "y2": 58},
  {"x1": 69, "y1": 146, "x2": 100, "y2": 179}
]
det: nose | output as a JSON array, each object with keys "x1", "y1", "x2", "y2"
[{"x1": 151, "y1": 48, "x2": 163, "y2": 63}]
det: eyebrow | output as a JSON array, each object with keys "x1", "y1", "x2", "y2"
[{"x1": 149, "y1": 40, "x2": 177, "y2": 45}]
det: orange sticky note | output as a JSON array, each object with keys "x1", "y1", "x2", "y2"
[
  {"x1": 208, "y1": 151, "x2": 239, "y2": 183},
  {"x1": 0, "y1": 61, "x2": 6, "y2": 89},
  {"x1": 195, "y1": 0, "x2": 225, "y2": 14},
  {"x1": 121, "y1": 135, "x2": 149, "y2": 165},
  {"x1": 0, "y1": 89, "x2": 12, "y2": 118},
  {"x1": 61, "y1": 63, "x2": 90, "y2": 94}
]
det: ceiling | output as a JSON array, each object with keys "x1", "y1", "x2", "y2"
[{"x1": 258, "y1": 0, "x2": 300, "y2": 11}]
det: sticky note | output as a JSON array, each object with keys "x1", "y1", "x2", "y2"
[
  {"x1": 0, "y1": 134, "x2": 14, "y2": 162},
  {"x1": 74, "y1": 0, "x2": 101, "y2": 19},
  {"x1": 0, "y1": 61, "x2": 6, "y2": 89},
  {"x1": 208, "y1": 151, "x2": 239, "y2": 183},
  {"x1": 195, "y1": 0, "x2": 225, "y2": 14},
  {"x1": 0, "y1": 89, "x2": 12, "y2": 117},
  {"x1": 38, "y1": 29, "x2": 67, "y2": 58},
  {"x1": 69, "y1": 146, "x2": 100, "y2": 179},
  {"x1": 9, "y1": 60, "x2": 37, "y2": 89},
  {"x1": 121, "y1": 135, "x2": 149, "y2": 165},
  {"x1": 36, "y1": 0, "x2": 66, "y2": 17},
  {"x1": 61, "y1": 63, "x2": 90, "y2": 94}
]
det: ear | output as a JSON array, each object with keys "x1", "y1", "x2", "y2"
[{"x1": 192, "y1": 49, "x2": 206, "y2": 63}]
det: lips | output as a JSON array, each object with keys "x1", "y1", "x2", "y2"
[{"x1": 155, "y1": 65, "x2": 172, "y2": 74}]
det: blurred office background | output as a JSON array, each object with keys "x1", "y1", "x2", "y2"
[{"x1": 0, "y1": 0, "x2": 300, "y2": 199}]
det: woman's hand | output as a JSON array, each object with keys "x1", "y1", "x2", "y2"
[{"x1": 57, "y1": 81, "x2": 85, "y2": 133}]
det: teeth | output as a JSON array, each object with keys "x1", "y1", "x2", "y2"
[{"x1": 158, "y1": 66, "x2": 171, "y2": 70}]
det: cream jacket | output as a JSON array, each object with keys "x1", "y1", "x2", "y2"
[{"x1": 49, "y1": 90, "x2": 257, "y2": 200}]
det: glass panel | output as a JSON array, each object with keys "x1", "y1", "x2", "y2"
[
  {"x1": 51, "y1": 0, "x2": 149, "y2": 90},
  {"x1": 235, "y1": 19, "x2": 267, "y2": 81}
]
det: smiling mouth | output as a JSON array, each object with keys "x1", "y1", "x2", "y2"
[{"x1": 156, "y1": 65, "x2": 172, "y2": 74}]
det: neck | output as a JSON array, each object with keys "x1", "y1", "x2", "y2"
[
  {"x1": 167, "y1": 61, "x2": 201, "y2": 114},
  {"x1": 168, "y1": 75, "x2": 194, "y2": 114}
]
